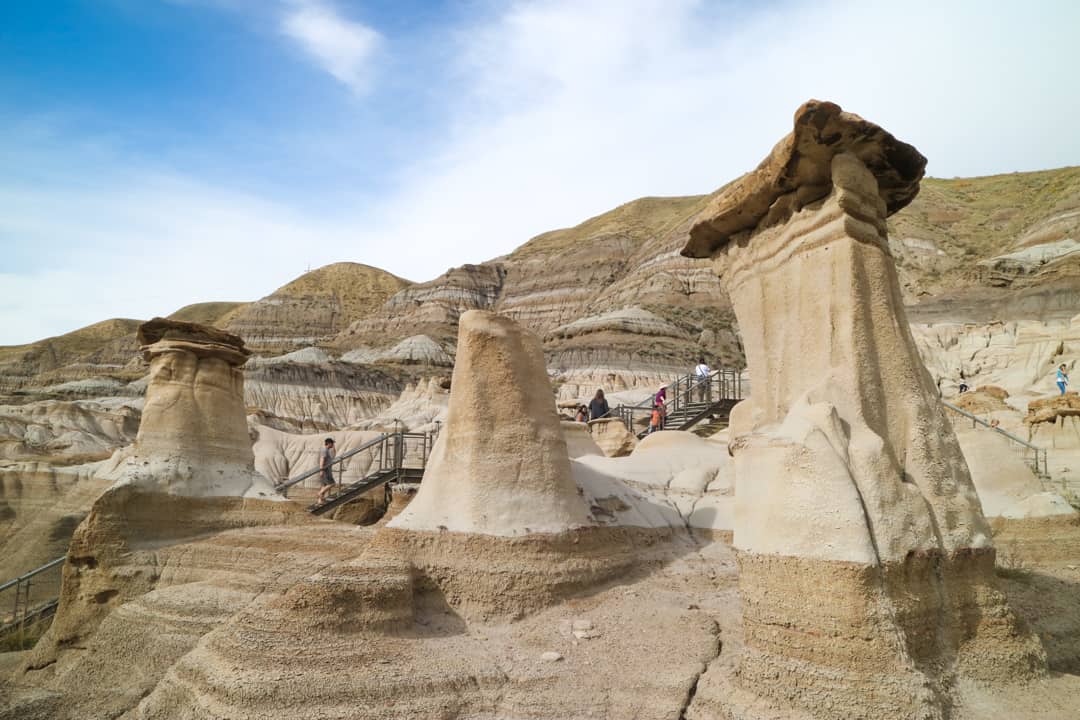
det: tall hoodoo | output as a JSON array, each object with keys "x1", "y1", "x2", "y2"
[
  {"x1": 682, "y1": 100, "x2": 1044, "y2": 719},
  {"x1": 389, "y1": 309, "x2": 590, "y2": 534},
  {"x1": 98, "y1": 317, "x2": 275, "y2": 497}
]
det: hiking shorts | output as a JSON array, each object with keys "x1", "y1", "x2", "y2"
[{"x1": 319, "y1": 468, "x2": 336, "y2": 486}]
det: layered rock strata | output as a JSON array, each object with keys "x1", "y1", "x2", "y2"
[
  {"x1": 95, "y1": 319, "x2": 276, "y2": 498},
  {"x1": 381, "y1": 311, "x2": 660, "y2": 618},
  {"x1": 682, "y1": 100, "x2": 1045, "y2": 719},
  {"x1": 10, "y1": 320, "x2": 299, "y2": 701},
  {"x1": 243, "y1": 354, "x2": 400, "y2": 431},
  {"x1": 223, "y1": 262, "x2": 411, "y2": 353},
  {"x1": 389, "y1": 311, "x2": 591, "y2": 535}
]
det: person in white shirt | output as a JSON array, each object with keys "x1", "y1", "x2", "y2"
[
  {"x1": 1057, "y1": 364, "x2": 1070, "y2": 396},
  {"x1": 694, "y1": 357, "x2": 712, "y2": 402}
]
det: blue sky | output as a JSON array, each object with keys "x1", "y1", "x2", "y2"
[{"x1": 2, "y1": 0, "x2": 1079, "y2": 345}]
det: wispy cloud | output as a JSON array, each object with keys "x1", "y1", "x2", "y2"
[
  {"x1": 279, "y1": 0, "x2": 381, "y2": 94},
  {"x1": 2, "y1": 0, "x2": 1079, "y2": 345}
]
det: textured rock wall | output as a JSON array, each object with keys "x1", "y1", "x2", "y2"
[
  {"x1": 389, "y1": 311, "x2": 590, "y2": 536},
  {"x1": 243, "y1": 357, "x2": 399, "y2": 431},
  {"x1": 0, "y1": 398, "x2": 139, "y2": 463},
  {"x1": 95, "y1": 319, "x2": 276, "y2": 498},
  {"x1": 223, "y1": 262, "x2": 411, "y2": 354},
  {"x1": 683, "y1": 101, "x2": 1045, "y2": 719},
  {"x1": 912, "y1": 315, "x2": 1079, "y2": 399}
]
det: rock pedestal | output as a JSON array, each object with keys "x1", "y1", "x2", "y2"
[
  {"x1": 682, "y1": 101, "x2": 1045, "y2": 719},
  {"x1": 98, "y1": 318, "x2": 275, "y2": 498},
  {"x1": 380, "y1": 311, "x2": 647, "y2": 619},
  {"x1": 389, "y1": 310, "x2": 590, "y2": 535}
]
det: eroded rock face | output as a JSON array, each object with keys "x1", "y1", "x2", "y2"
[
  {"x1": 682, "y1": 100, "x2": 1045, "y2": 719},
  {"x1": 389, "y1": 311, "x2": 590, "y2": 535},
  {"x1": 96, "y1": 318, "x2": 276, "y2": 498}
]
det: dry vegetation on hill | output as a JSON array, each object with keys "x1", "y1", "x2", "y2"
[{"x1": 511, "y1": 194, "x2": 710, "y2": 258}]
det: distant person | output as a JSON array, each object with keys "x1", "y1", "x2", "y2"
[
  {"x1": 316, "y1": 438, "x2": 337, "y2": 503},
  {"x1": 575, "y1": 405, "x2": 589, "y2": 423},
  {"x1": 958, "y1": 378, "x2": 969, "y2": 394},
  {"x1": 694, "y1": 357, "x2": 712, "y2": 402},
  {"x1": 1057, "y1": 364, "x2": 1070, "y2": 396},
  {"x1": 589, "y1": 389, "x2": 610, "y2": 421},
  {"x1": 649, "y1": 401, "x2": 663, "y2": 434},
  {"x1": 655, "y1": 385, "x2": 667, "y2": 429}
]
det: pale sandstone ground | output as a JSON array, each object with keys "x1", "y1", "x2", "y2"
[{"x1": 2, "y1": 500, "x2": 1078, "y2": 719}]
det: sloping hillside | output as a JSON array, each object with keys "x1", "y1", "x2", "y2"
[
  {"x1": 224, "y1": 262, "x2": 413, "y2": 353},
  {"x1": 0, "y1": 318, "x2": 142, "y2": 395},
  {"x1": 168, "y1": 301, "x2": 248, "y2": 327},
  {"x1": 889, "y1": 167, "x2": 1080, "y2": 319},
  {"x1": 3, "y1": 167, "x2": 1078, "y2": 400}
]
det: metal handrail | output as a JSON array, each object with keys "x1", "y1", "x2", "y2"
[
  {"x1": 942, "y1": 400, "x2": 1049, "y2": 477},
  {"x1": 305, "y1": 430, "x2": 436, "y2": 513},
  {"x1": 1, "y1": 556, "x2": 65, "y2": 636},
  {"x1": 609, "y1": 367, "x2": 745, "y2": 435},
  {"x1": 275, "y1": 433, "x2": 392, "y2": 494},
  {"x1": 0, "y1": 557, "x2": 65, "y2": 594}
]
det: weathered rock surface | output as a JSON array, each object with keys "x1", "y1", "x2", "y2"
[
  {"x1": 243, "y1": 356, "x2": 400, "y2": 432},
  {"x1": 913, "y1": 315, "x2": 1079, "y2": 399},
  {"x1": 341, "y1": 334, "x2": 453, "y2": 366},
  {"x1": 389, "y1": 311, "x2": 591, "y2": 536},
  {"x1": 0, "y1": 462, "x2": 110, "y2": 586},
  {"x1": 955, "y1": 426, "x2": 1075, "y2": 519},
  {"x1": 250, "y1": 424, "x2": 385, "y2": 489},
  {"x1": 0, "y1": 398, "x2": 139, "y2": 463},
  {"x1": 347, "y1": 376, "x2": 450, "y2": 432},
  {"x1": 586, "y1": 416, "x2": 638, "y2": 457},
  {"x1": 95, "y1": 319, "x2": 276, "y2": 498},
  {"x1": 223, "y1": 262, "x2": 411, "y2": 353},
  {"x1": 682, "y1": 100, "x2": 1045, "y2": 719}
]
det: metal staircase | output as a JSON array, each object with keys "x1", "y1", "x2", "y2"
[
  {"x1": 275, "y1": 429, "x2": 437, "y2": 516},
  {"x1": 0, "y1": 556, "x2": 65, "y2": 641},
  {"x1": 942, "y1": 400, "x2": 1050, "y2": 479},
  {"x1": 612, "y1": 368, "x2": 746, "y2": 438}
]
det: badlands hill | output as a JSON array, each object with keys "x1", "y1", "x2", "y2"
[
  {"x1": 223, "y1": 261, "x2": 412, "y2": 352},
  {"x1": 1, "y1": 167, "x2": 1078, "y2": 404},
  {"x1": 0, "y1": 263, "x2": 411, "y2": 403}
]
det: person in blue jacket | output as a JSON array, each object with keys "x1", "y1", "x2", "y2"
[{"x1": 588, "y1": 389, "x2": 610, "y2": 420}]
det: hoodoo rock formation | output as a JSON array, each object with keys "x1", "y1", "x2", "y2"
[
  {"x1": 389, "y1": 310, "x2": 590, "y2": 535},
  {"x1": 7, "y1": 321, "x2": 303, "y2": 714},
  {"x1": 682, "y1": 100, "x2": 1046, "y2": 718},
  {"x1": 373, "y1": 311, "x2": 654, "y2": 618},
  {"x1": 95, "y1": 318, "x2": 276, "y2": 498}
]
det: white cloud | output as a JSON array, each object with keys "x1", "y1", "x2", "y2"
[
  {"x1": 3, "y1": 0, "x2": 1079, "y2": 345},
  {"x1": 279, "y1": 0, "x2": 381, "y2": 94}
]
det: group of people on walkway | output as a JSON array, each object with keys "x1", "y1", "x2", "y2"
[
  {"x1": 576, "y1": 357, "x2": 720, "y2": 435},
  {"x1": 575, "y1": 389, "x2": 612, "y2": 424}
]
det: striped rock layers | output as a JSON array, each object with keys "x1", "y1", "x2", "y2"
[
  {"x1": 383, "y1": 310, "x2": 653, "y2": 618},
  {"x1": 97, "y1": 318, "x2": 276, "y2": 498},
  {"x1": 682, "y1": 100, "x2": 1045, "y2": 719}
]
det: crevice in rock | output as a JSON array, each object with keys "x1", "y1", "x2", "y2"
[{"x1": 678, "y1": 618, "x2": 721, "y2": 720}]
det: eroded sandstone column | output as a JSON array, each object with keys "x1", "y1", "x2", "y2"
[
  {"x1": 682, "y1": 101, "x2": 1044, "y2": 719},
  {"x1": 375, "y1": 311, "x2": 648, "y2": 619},
  {"x1": 389, "y1": 310, "x2": 590, "y2": 534},
  {"x1": 98, "y1": 318, "x2": 275, "y2": 497}
]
